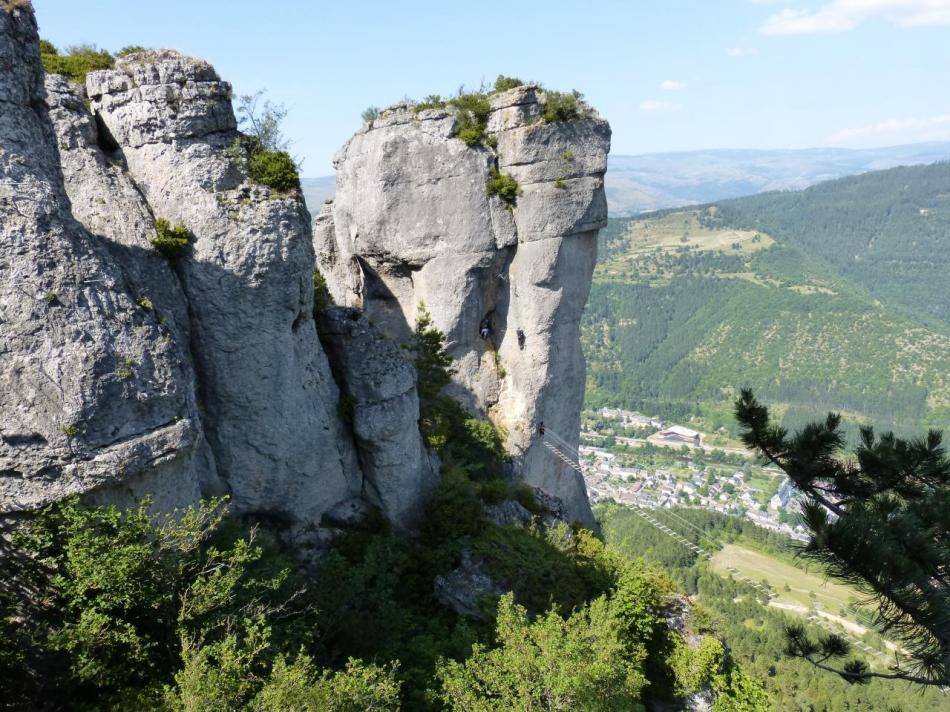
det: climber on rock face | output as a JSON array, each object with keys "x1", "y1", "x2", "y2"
[
  {"x1": 479, "y1": 316, "x2": 492, "y2": 340},
  {"x1": 517, "y1": 329, "x2": 526, "y2": 350},
  {"x1": 539, "y1": 421, "x2": 545, "y2": 437}
]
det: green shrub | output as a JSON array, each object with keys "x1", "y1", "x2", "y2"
[
  {"x1": 449, "y1": 92, "x2": 491, "y2": 147},
  {"x1": 423, "y1": 465, "x2": 484, "y2": 540},
  {"x1": 554, "y1": 178, "x2": 567, "y2": 190},
  {"x1": 254, "y1": 655, "x2": 401, "y2": 711},
  {"x1": 248, "y1": 147, "x2": 300, "y2": 193},
  {"x1": 361, "y1": 106, "x2": 380, "y2": 124},
  {"x1": 436, "y1": 591, "x2": 650, "y2": 711},
  {"x1": 493, "y1": 75, "x2": 524, "y2": 93},
  {"x1": 414, "y1": 94, "x2": 446, "y2": 112},
  {"x1": 561, "y1": 149, "x2": 575, "y2": 161},
  {"x1": 486, "y1": 169, "x2": 521, "y2": 206},
  {"x1": 313, "y1": 269, "x2": 333, "y2": 314},
  {"x1": 541, "y1": 90, "x2": 582, "y2": 123},
  {"x1": 479, "y1": 478, "x2": 510, "y2": 505},
  {"x1": 512, "y1": 482, "x2": 543, "y2": 515},
  {"x1": 116, "y1": 45, "x2": 148, "y2": 57},
  {"x1": 39, "y1": 41, "x2": 114, "y2": 83},
  {"x1": 150, "y1": 218, "x2": 190, "y2": 260}
]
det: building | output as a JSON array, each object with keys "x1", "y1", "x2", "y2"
[{"x1": 656, "y1": 425, "x2": 702, "y2": 447}]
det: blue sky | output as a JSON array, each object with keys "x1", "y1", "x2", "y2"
[{"x1": 33, "y1": 0, "x2": 950, "y2": 176}]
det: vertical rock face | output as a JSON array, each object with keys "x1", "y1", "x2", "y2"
[
  {"x1": 318, "y1": 88, "x2": 611, "y2": 524},
  {"x1": 85, "y1": 50, "x2": 362, "y2": 525},
  {"x1": 317, "y1": 306, "x2": 438, "y2": 526},
  {"x1": 0, "y1": 7, "x2": 201, "y2": 512}
]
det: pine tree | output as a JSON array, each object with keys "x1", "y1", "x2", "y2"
[{"x1": 735, "y1": 389, "x2": 950, "y2": 687}]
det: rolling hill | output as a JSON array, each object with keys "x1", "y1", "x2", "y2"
[{"x1": 582, "y1": 161, "x2": 950, "y2": 435}]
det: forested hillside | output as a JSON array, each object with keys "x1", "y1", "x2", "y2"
[
  {"x1": 597, "y1": 504, "x2": 950, "y2": 711},
  {"x1": 582, "y1": 162, "x2": 950, "y2": 434},
  {"x1": 715, "y1": 161, "x2": 950, "y2": 328}
]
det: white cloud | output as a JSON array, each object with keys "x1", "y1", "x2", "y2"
[
  {"x1": 726, "y1": 47, "x2": 761, "y2": 57},
  {"x1": 660, "y1": 80, "x2": 687, "y2": 90},
  {"x1": 761, "y1": 0, "x2": 950, "y2": 35},
  {"x1": 828, "y1": 113, "x2": 950, "y2": 145},
  {"x1": 639, "y1": 99, "x2": 683, "y2": 112}
]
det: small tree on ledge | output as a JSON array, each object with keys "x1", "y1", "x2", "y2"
[{"x1": 734, "y1": 389, "x2": 950, "y2": 688}]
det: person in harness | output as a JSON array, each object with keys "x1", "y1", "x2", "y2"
[
  {"x1": 517, "y1": 329, "x2": 526, "y2": 350},
  {"x1": 538, "y1": 421, "x2": 545, "y2": 437},
  {"x1": 479, "y1": 316, "x2": 492, "y2": 340}
]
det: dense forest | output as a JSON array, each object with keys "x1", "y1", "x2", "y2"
[
  {"x1": 582, "y1": 161, "x2": 950, "y2": 434},
  {"x1": 597, "y1": 504, "x2": 950, "y2": 711}
]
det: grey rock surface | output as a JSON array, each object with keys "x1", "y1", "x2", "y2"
[
  {"x1": 434, "y1": 549, "x2": 507, "y2": 620},
  {"x1": 86, "y1": 49, "x2": 362, "y2": 526},
  {"x1": 0, "y1": 7, "x2": 201, "y2": 513},
  {"x1": 317, "y1": 86, "x2": 611, "y2": 525},
  {"x1": 317, "y1": 306, "x2": 438, "y2": 526}
]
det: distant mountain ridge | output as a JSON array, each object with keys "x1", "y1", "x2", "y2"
[
  {"x1": 303, "y1": 142, "x2": 950, "y2": 218},
  {"x1": 604, "y1": 142, "x2": 950, "y2": 216}
]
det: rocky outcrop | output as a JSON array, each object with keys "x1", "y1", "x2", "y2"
[
  {"x1": 316, "y1": 88, "x2": 610, "y2": 525},
  {"x1": 317, "y1": 306, "x2": 437, "y2": 526},
  {"x1": 1, "y1": 2, "x2": 603, "y2": 538},
  {"x1": 81, "y1": 49, "x2": 363, "y2": 526},
  {"x1": 0, "y1": 7, "x2": 201, "y2": 513},
  {"x1": 434, "y1": 549, "x2": 507, "y2": 620},
  {"x1": 1, "y1": 6, "x2": 430, "y2": 535}
]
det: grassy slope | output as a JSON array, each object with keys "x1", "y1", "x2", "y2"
[{"x1": 583, "y1": 169, "x2": 950, "y2": 434}]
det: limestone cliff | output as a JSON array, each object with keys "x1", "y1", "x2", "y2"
[
  {"x1": 1, "y1": 1, "x2": 604, "y2": 534},
  {"x1": 0, "y1": 6, "x2": 432, "y2": 532},
  {"x1": 0, "y1": 7, "x2": 202, "y2": 513},
  {"x1": 316, "y1": 88, "x2": 611, "y2": 525}
]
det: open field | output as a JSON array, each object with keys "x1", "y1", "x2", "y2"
[
  {"x1": 711, "y1": 543, "x2": 856, "y2": 611},
  {"x1": 619, "y1": 209, "x2": 775, "y2": 256},
  {"x1": 709, "y1": 544, "x2": 908, "y2": 668}
]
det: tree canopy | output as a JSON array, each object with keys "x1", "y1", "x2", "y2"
[{"x1": 735, "y1": 389, "x2": 950, "y2": 688}]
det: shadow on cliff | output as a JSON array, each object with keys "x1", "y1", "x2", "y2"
[{"x1": 90, "y1": 233, "x2": 338, "y2": 516}]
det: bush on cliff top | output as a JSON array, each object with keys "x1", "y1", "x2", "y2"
[
  {"x1": 233, "y1": 90, "x2": 301, "y2": 193},
  {"x1": 40, "y1": 40, "x2": 114, "y2": 83},
  {"x1": 248, "y1": 146, "x2": 300, "y2": 192},
  {"x1": 493, "y1": 75, "x2": 524, "y2": 92},
  {"x1": 541, "y1": 90, "x2": 583, "y2": 123}
]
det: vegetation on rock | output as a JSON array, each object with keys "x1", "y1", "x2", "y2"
[
  {"x1": 449, "y1": 92, "x2": 492, "y2": 147},
  {"x1": 541, "y1": 90, "x2": 582, "y2": 123},
  {"x1": 313, "y1": 269, "x2": 333, "y2": 314},
  {"x1": 232, "y1": 91, "x2": 301, "y2": 193},
  {"x1": 486, "y1": 169, "x2": 521, "y2": 206},
  {"x1": 151, "y1": 218, "x2": 190, "y2": 260},
  {"x1": 39, "y1": 40, "x2": 114, "y2": 83},
  {"x1": 492, "y1": 74, "x2": 524, "y2": 92}
]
